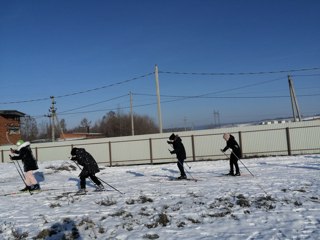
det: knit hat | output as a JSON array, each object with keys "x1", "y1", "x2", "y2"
[
  {"x1": 16, "y1": 140, "x2": 24, "y2": 147},
  {"x1": 71, "y1": 147, "x2": 78, "y2": 156},
  {"x1": 169, "y1": 133, "x2": 176, "y2": 140}
]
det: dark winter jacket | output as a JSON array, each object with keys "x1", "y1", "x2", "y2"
[
  {"x1": 222, "y1": 135, "x2": 242, "y2": 159},
  {"x1": 11, "y1": 142, "x2": 38, "y2": 172},
  {"x1": 169, "y1": 136, "x2": 186, "y2": 160},
  {"x1": 70, "y1": 148, "x2": 100, "y2": 177}
]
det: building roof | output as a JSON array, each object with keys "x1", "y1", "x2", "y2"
[{"x1": 0, "y1": 110, "x2": 26, "y2": 117}]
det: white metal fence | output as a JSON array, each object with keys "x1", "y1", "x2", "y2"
[{"x1": 1, "y1": 120, "x2": 319, "y2": 166}]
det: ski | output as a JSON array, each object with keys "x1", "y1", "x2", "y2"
[
  {"x1": 73, "y1": 190, "x2": 107, "y2": 196},
  {"x1": 0, "y1": 188, "x2": 60, "y2": 197},
  {"x1": 151, "y1": 176, "x2": 199, "y2": 182},
  {"x1": 54, "y1": 189, "x2": 108, "y2": 197},
  {"x1": 169, "y1": 177, "x2": 199, "y2": 182},
  {"x1": 213, "y1": 173, "x2": 248, "y2": 177}
]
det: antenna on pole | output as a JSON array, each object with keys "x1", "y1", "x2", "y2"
[
  {"x1": 50, "y1": 96, "x2": 56, "y2": 142},
  {"x1": 155, "y1": 64, "x2": 163, "y2": 133},
  {"x1": 288, "y1": 75, "x2": 302, "y2": 122},
  {"x1": 45, "y1": 96, "x2": 65, "y2": 141}
]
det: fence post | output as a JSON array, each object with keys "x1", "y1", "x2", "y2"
[
  {"x1": 108, "y1": 142, "x2": 112, "y2": 167},
  {"x1": 286, "y1": 127, "x2": 292, "y2": 156},
  {"x1": 149, "y1": 138, "x2": 153, "y2": 164},
  {"x1": 191, "y1": 135, "x2": 196, "y2": 161},
  {"x1": 238, "y1": 131, "x2": 243, "y2": 158},
  {"x1": 1, "y1": 150, "x2": 3, "y2": 163},
  {"x1": 35, "y1": 147, "x2": 38, "y2": 160}
]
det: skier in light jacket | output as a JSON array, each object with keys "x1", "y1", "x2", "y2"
[{"x1": 10, "y1": 140, "x2": 40, "y2": 191}]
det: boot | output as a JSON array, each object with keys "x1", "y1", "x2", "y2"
[
  {"x1": 95, "y1": 184, "x2": 105, "y2": 192},
  {"x1": 177, "y1": 175, "x2": 187, "y2": 180},
  {"x1": 234, "y1": 172, "x2": 241, "y2": 176},
  {"x1": 20, "y1": 186, "x2": 31, "y2": 192},
  {"x1": 226, "y1": 172, "x2": 234, "y2": 176},
  {"x1": 31, "y1": 184, "x2": 41, "y2": 191},
  {"x1": 76, "y1": 188, "x2": 87, "y2": 195}
]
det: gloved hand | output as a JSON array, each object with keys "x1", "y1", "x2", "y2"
[
  {"x1": 220, "y1": 149, "x2": 224, "y2": 152},
  {"x1": 167, "y1": 141, "x2": 173, "y2": 144},
  {"x1": 9, "y1": 155, "x2": 13, "y2": 160}
]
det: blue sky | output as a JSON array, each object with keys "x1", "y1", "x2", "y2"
[{"x1": 1, "y1": 0, "x2": 319, "y2": 130}]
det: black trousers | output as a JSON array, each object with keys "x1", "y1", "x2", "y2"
[
  {"x1": 80, "y1": 174, "x2": 101, "y2": 189},
  {"x1": 177, "y1": 158, "x2": 186, "y2": 177},
  {"x1": 229, "y1": 152, "x2": 240, "y2": 174}
]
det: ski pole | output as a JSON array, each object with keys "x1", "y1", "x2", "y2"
[
  {"x1": 70, "y1": 159, "x2": 99, "y2": 187},
  {"x1": 168, "y1": 148, "x2": 191, "y2": 169},
  {"x1": 16, "y1": 159, "x2": 27, "y2": 178},
  {"x1": 185, "y1": 161, "x2": 191, "y2": 169},
  {"x1": 221, "y1": 149, "x2": 254, "y2": 176},
  {"x1": 221, "y1": 150, "x2": 268, "y2": 195},
  {"x1": 177, "y1": 160, "x2": 197, "y2": 182},
  {"x1": 229, "y1": 150, "x2": 255, "y2": 177},
  {"x1": 10, "y1": 158, "x2": 33, "y2": 195},
  {"x1": 95, "y1": 177, "x2": 124, "y2": 195},
  {"x1": 71, "y1": 159, "x2": 124, "y2": 195}
]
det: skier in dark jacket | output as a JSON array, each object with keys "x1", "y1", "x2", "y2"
[
  {"x1": 70, "y1": 147, "x2": 104, "y2": 193},
  {"x1": 221, "y1": 133, "x2": 242, "y2": 176},
  {"x1": 10, "y1": 140, "x2": 40, "y2": 191},
  {"x1": 167, "y1": 133, "x2": 187, "y2": 179}
]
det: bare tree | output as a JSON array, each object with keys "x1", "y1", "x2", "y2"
[
  {"x1": 37, "y1": 120, "x2": 51, "y2": 140},
  {"x1": 20, "y1": 116, "x2": 38, "y2": 141},
  {"x1": 70, "y1": 118, "x2": 92, "y2": 133},
  {"x1": 93, "y1": 111, "x2": 158, "y2": 137}
]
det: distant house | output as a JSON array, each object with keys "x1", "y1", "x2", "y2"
[
  {"x1": 60, "y1": 132, "x2": 104, "y2": 141},
  {"x1": 0, "y1": 110, "x2": 26, "y2": 145}
]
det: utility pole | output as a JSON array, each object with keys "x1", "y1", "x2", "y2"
[
  {"x1": 155, "y1": 64, "x2": 163, "y2": 133},
  {"x1": 130, "y1": 91, "x2": 135, "y2": 136},
  {"x1": 213, "y1": 110, "x2": 221, "y2": 128},
  {"x1": 288, "y1": 75, "x2": 302, "y2": 122}
]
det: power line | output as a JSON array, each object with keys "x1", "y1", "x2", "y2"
[
  {"x1": 0, "y1": 97, "x2": 50, "y2": 105},
  {"x1": 0, "y1": 72, "x2": 153, "y2": 105},
  {"x1": 59, "y1": 94, "x2": 129, "y2": 114},
  {"x1": 158, "y1": 67, "x2": 320, "y2": 76},
  {"x1": 2, "y1": 67, "x2": 318, "y2": 105},
  {"x1": 54, "y1": 72, "x2": 153, "y2": 99},
  {"x1": 291, "y1": 73, "x2": 320, "y2": 77},
  {"x1": 39, "y1": 92, "x2": 319, "y2": 119},
  {"x1": 134, "y1": 76, "x2": 286, "y2": 100},
  {"x1": 134, "y1": 92, "x2": 320, "y2": 100}
]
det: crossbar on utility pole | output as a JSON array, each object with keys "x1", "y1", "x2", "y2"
[{"x1": 50, "y1": 96, "x2": 56, "y2": 142}]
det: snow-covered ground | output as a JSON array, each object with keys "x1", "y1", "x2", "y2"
[{"x1": 0, "y1": 155, "x2": 319, "y2": 239}]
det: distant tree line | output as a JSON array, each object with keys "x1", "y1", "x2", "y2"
[{"x1": 20, "y1": 111, "x2": 158, "y2": 141}]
